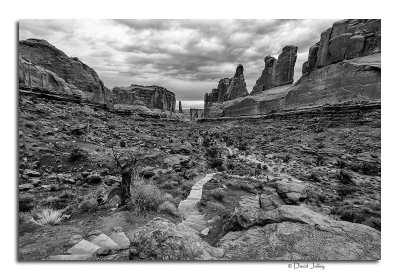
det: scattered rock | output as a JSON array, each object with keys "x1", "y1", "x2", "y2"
[{"x1": 129, "y1": 217, "x2": 223, "y2": 260}]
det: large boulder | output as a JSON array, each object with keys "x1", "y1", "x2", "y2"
[
  {"x1": 218, "y1": 205, "x2": 381, "y2": 260},
  {"x1": 251, "y1": 45, "x2": 298, "y2": 95},
  {"x1": 128, "y1": 217, "x2": 224, "y2": 260},
  {"x1": 19, "y1": 39, "x2": 112, "y2": 107},
  {"x1": 112, "y1": 84, "x2": 176, "y2": 113}
]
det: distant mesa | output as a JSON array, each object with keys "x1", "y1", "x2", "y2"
[{"x1": 112, "y1": 84, "x2": 176, "y2": 113}]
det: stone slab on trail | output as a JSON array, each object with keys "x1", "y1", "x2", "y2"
[
  {"x1": 91, "y1": 233, "x2": 120, "y2": 251},
  {"x1": 109, "y1": 232, "x2": 130, "y2": 250},
  {"x1": 67, "y1": 239, "x2": 101, "y2": 255}
]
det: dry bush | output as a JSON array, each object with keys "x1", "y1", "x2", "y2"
[
  {"x1": 158, "y1": 201, "x2": 181, "y2": 217},
  {"x1": 210, "y1": 188, "x2": 225, "y2": 201},
  {"x1": 130, "y1": 177, "x2": 165, "y2": 214},
  {"x1": 34, "y1": 208, "x2": 63, "y2": 225}
]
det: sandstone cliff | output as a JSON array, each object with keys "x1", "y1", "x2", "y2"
[
  {"x1": 206, "y1": 19, "x2": 380, "y2": 118},
  {"x1": 204, "y1": 64, "x2": 248, "y2": 117},
  {"x1": 112, "y1": 84, "x2": 176, "y2": 113},
  {"x1": 251, "y1": 45, "x2": 298, "y2": 95},
  {"x1": 19, "y1": 39, "x2": 113, "y2": 107},
  {"x1": 19, "y1": 57, "x2": 83, "y2": 102},
  {"x1": 302, "y1": 19, "x2": 380, "y2": 75}
]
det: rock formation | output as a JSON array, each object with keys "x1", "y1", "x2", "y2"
[
  {"x1": 18, "y1": 57, "x2": 83, "y2": 102},
  {"x1": 204, "y1": 65, "x2": 248, "y2": 117},
  {"x1": 219, "y1": 205, "x2": 380, "y2": 260},
  {"x1": 112, "y1": 84, "x2": 176, "y2": 112},
  {"x1": 287, "y1": 19, "x2": 381, "y2": 108},
  {"x1": 19, "y1": 39, "x2": 113, "y2": 107},
  {"x1": 303, "y1": 19, "x2": 381, "y2": 75},
  {"x1": 251, "y1": 45, "x2": 298, "y2": 95},
  {"x1": 225, "y1": 64, "x2": 249, "y2": 100},
  {"x1": 129, "y1": 217, "x2": 224, "y2": 260},
  {"x1": 205, "y1": 19, "x2": 381, "y2": 118},
  {"x1": 178, "y1": 101, "x2": 183, "y2": 113}
]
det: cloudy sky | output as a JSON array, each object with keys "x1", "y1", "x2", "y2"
[{"x1": 19, "y1": 19, "x2": 336, "y2": 108}]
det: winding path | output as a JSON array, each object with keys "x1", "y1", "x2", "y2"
[{"x1": 177, "y1": 173, "x2": 216, "y2": 235}]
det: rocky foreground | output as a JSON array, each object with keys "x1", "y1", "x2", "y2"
[{"x1": 18, "y1": 91, "x2": 380, "y2": 260}]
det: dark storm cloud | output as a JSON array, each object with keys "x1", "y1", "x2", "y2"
[{"x1": 19, "y1": 19, "x2": 337, "y2": 101}]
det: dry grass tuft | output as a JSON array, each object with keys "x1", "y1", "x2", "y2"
[{"x1": 34, "y1": 208, "x2": 63, "y2": 225}]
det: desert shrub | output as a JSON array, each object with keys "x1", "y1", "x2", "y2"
[
  {"x1": 206, "y1": 147, "x2": 220, "y2": 158},
  {"x1": 19, "y1": 213, "x2": 41, "y2": 235},
  {"x1": 202, "y1": 137, "x2": 211, "y2": 147},
  {"x1": 158, "y1": 201, "x2": 181, "y2": 217},
  {"x1": 34, "y1": 208, "x2": 63, "y2": 225},
  {"x1": 130, "y1": 179, "x2": 165, "y2": 214},
  {"x1": 349, "y1": 161, "x2": 380, "y2": 176},
  {"x1": 77, "y1": 199, "x2": 97, "y2": 213},
  {"x1": 336, "y1": 159, "x2": 347, "y2": 168},
  {"x1": 362, "y1": 217, "x2": 381, "y2": 231},
  {"x1": 205, "y1": 201, "x2": 229, "y2": 215},
  {"x1": 238, "y1": 182, "x2": 254, "y2": 193},
  {"x1": 208, "y1": 158, "x2": 224, "y2": 171},
  {"x1": 68, "y1": 148, "x2": 88, "y2": 162},
  {"x1": 338, "y1": 170, "x2": 353, "y2": 185},
  {"x1": 237, "y1": 142, "x2": 248, "y2": 151},
  {"x1": 282, "y1": 154, "x2": 291, "y2": 163},
  {"x1": 337, "y1": 185, "x2": 358, "y2": 197},
  {"x1": 210, "y1": 188, "x2": 225, "y2": 201},
  {"x1": 308, "y1": 171, "x2": 322, "y2": 182},
  {"x1": 226, "y1": 160, "x2": 235, "y2": 170}
]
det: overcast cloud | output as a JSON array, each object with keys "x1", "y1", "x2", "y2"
[{"x1": 19, "y1": 19, "x2": 336, "y2": 106}]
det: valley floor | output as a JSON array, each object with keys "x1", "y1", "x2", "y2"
[{"x1": 18, "y1": 93, "x2": 381, "y2": 260}]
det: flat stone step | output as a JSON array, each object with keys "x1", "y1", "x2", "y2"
[
  {"x1": 186, "y1": 214, "x2": 205, "y2": 220},
  {"x1": 182, "y1": 221, "x2": 207, "y2": 232},
  {"x1": 46, "y1": 254, "x2": 94, "y2": 261},
  {"x1": 109, "y1": 232, "x2": 130, "y2": 250},
  {"x1": 177, "y1": 223, "x2": 198, "y2": 234},
  {"x1": 91, "y1": 233, "x2": 120, "y2": 250},
  {"x1": 67, "y1": 239, "x2": 101, "y2": 255},
  {"x1": 186, "y1": 219, "x2": 209, "y2": 226}
]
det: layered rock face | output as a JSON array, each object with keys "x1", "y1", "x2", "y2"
[
  {"x1": 19, "y1": 39, "x2": 112, "y2": 107},
  {"x1": 204, "y1": 65, "x2": 248, "y2": 117},
  {"x1": 19, "y1": 57, "x2": 83, "y2": 101},
  {"x1": 112, "y1": 84, "x2": 176, "y2": 112},
  {"x1": 205, "y1": 19, "x2": 381, "y2": 118},
  {"x1": 303, "y1": 19, "x2": 381, "y2": 75},
  {"x1": 225, "y1": 64, "x2": 249, "y2": 100},
  {"x1": 251, "y1": 45, "x2": 298, "y2": 95},
  {"x1": 287, "y1": 19, "x2": 381, "y2": 108}
]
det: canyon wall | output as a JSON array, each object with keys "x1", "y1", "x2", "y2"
[
  {"x1": 207, "y1": 19, "x2": 381, "y2": 118},
  {"x1": 19, "y1": 39, "x2": 113, "y2": 107}
]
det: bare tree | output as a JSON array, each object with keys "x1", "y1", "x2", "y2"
[{"x1": 98, "y1": 146, "x2": 138, "y2": 207}]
